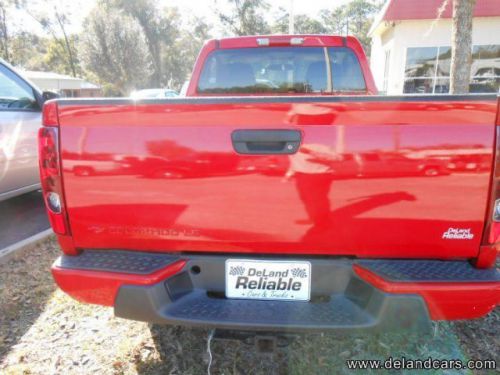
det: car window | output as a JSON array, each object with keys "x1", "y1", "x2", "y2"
[
  {"x1": 197, "y1": 46, "x2": 367, "y2": 94},
  {"x1": 197, "y1": 47, "x2": 328, "y2": 94},
  {"x1": 328, "y1": 47, "x2": 366, "y2": 92},
  {"x1": 0, "y1": 64, "x2": 39, "y2": 110}
]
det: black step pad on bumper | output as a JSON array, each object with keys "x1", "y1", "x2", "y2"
[
  {"x1": 58, "y1": 250, "x2": 178, "y2": 275},
  {"x1": 163, "y1": 290, "x2": 426, "y2": 331},
  {"x1": 358, "y1": 260, "x2": 500, "y2": 282}
]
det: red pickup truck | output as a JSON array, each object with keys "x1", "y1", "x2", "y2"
[{"x1": 40, "y1": 35, "x2": 499, "y2": 333}]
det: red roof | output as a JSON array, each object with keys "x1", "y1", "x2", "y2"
[{"x1": 382, "y1": 0, "x2": 500, "y2": 21}]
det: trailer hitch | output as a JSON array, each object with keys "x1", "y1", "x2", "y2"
[{"x1": 212, "y1": 329, "x2": 298, "y2": 353}]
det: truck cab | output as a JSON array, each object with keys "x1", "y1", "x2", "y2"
[{"x1": 186, "y1": 35, "x2": 377, "y2": 96}]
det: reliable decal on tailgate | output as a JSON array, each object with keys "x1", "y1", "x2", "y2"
[{"x1": 442, "y1": 228, "x2": 474, "y2": 240}]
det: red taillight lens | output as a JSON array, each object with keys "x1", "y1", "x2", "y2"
[
  {"x1": 39, "y1": 102, "x2": 70, "y2": 235},
  {"x1": 42, "y1": 99, "x2": 59, "y2": 126}
]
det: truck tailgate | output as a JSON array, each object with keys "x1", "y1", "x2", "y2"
[{"x1": 57, "y1": 96, "x2": 499, "y2": 259}]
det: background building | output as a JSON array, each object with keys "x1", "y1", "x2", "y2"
[
  {"x1": 22, "y1": 70, "x2": 102, "y2": 97},
  {"x1": 369, "y1": 0, "x2": 500, "y2": 95}
]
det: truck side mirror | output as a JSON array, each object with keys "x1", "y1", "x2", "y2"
[{"x1": 42, "y1": 91, "x2": 59, "y2": 102}]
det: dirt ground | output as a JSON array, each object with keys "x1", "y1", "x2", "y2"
[{"x1": 0, "y1": 237, "x2": 498, "y2": 374}]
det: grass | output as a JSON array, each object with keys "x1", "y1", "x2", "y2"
[{"x1": 0, "y1": 237, "x2": 498, "y2": 374}]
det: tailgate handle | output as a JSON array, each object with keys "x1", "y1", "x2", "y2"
[{"x1": 231, "y1": 130, "x2": 301, "y2": 154}]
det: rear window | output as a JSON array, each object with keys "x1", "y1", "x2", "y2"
[
  {"x1": 329, "y1": 48, "x2": 366, "y2": 92},
  {"x1": 197, "y1": 47, "x2": 366, "y2": 94}
]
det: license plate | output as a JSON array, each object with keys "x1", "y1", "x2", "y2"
[{"x1": 225, "y1": 259, "x2": 311, "y2": 301}]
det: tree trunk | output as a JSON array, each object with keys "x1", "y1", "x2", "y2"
[
  {"x1": 55, "y1": 11, "x2": 77, "y2": 77},
  {"x1": 0, "y1": 6, "x2": 10, "y2": 62},
  {"x1": 450, "y1": 0, "x2": 475, "y2": 94}
]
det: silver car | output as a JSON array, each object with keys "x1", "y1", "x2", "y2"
[
  {"x1": 130, "y1": 88, "x2": 179, "y2": 99},
  {"x1": 0, "y1": 60, "x2": 56, "y2": 201}
]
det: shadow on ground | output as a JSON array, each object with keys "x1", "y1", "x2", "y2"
[
  {"x1": 0, "y1": 237, "x2": 59, "y2": 361},
  {"x1": 1, "y1": 236, "x2": 498, "y2": 374},
  {"x1": 0, "y1": 191, "x2": 49, "y2": 249},
  {"x1": 135, "y1": 313, "x2": 499, "y2": 375}
]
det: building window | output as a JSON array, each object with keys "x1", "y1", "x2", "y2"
[
  {"x1": 404, "y1": 46, "x2": 448, "y2": 94},
  {"x1": 404, "y1": 45, "x2": 500, "y2": 94},
  {"x1": 470, "y1": 45, "x2": 500, "y2": 93}
]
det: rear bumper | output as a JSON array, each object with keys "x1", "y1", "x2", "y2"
[{"x1": 52, "y1": 251, "x2": 500, "y2": 331}]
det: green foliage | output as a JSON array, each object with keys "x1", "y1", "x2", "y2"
[
  {"x1": 320, "y1": 0, "x2": 382, "y2": 53},
  {"x1": 216, "y1": 0, "x2": 271, "y2": 36},
  {"x1": 7, "y1": 32, "x2": 48, "y2": 69},
  {"x1": 164, "y1": 15, "x2": 212, "y2": 89},
  {"x1": 80, "y1": 6, "x2": 153, "y2": 95},
  {"x1": 273, "y1": 9, "x2": 328, "y2": 34},
  {"x1": 110, "y1": 0, "x2": 179, "y2": 86},
  {"x1": 0, "y1": 0, "x2": 384, "y2": 96},
  {"x1": 344, "y1": 0, "x2": 381, "y2": 51},
  {"x1": 269, "y1": 0, "x2": 382, "y2": 54},
  {"x1": 43, "y1": 35, "x2": 82, "y2": 76},
  {"x1": 89, "y1": 1, "x2": 204, "y2": 91},
  {"x1": 0, "y1": 1, "x2": 10, "y2": 61},
  {"x1": 20, "y1": 0, "x2": 81, "y2": 77},
  {"x1": 319, "y1": 8, "x2": 348, "y2": 36}
]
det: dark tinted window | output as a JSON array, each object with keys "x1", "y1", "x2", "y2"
[
  {"x1": 198, "y1": 47, "x2": 327, "y2": 94},
  {"x1": 405, "y1": 47, "x2": 438, "y2": 78},
  {"x1": 328, "y1": 47, "x2": 366, "y2": 91},
  {"x1": 197, "y1": 47, "x2": 367, "y2": 94}
]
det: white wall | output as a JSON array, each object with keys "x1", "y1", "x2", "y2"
[
  {"x1": 370, "y1": 17, "x2": 500, "y2": 95},
  {"x1": 26, "y1": 77, "x2": 83, "y2": 91}
]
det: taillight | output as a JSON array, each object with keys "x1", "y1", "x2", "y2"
[
  {"x1": 38, "y1": 101, "x2": 70, "y2": 235},
  {"x1": 486, "y1": 114, "x2": 500, "y2": 245},
  {"x1": 472, "y1": 101, "x2": 499, "y2": 268}
]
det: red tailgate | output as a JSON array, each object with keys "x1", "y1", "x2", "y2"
[{"x1": 57, "y1": 97, "x2": 498, "y2": 259}]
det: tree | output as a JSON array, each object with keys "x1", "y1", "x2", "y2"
[
  {"x1": 21, "y1": 1, "x2": 79, "y2": 76},
  {"x1": 185, "y1": 16, "x2": 212, "y2": 56},
  {"x1": 320, "y1": 0, "x2": 382, "y2": 52},
  {"x1": 82, "y1": 1, "x2": 210, "y2": 92},
  {"x1": 10, "y1": 31, "x2": 47, "y2": 69},
  {"x1": 80, "y1": 6, "x2": 152, "y2": 95},
  {"x1": 319, "y1": 8, "x2": 347, "y2": 36},
  {"x1": 167, "y1": 16, "x2": 212, "y2": 88},
  {"x1": 43, "y1": 35, "x2": 81, "y2": 76},
  {"x1": 215, "y1": 0, "x2": 271, "y2": 36},
  {"x1": 110, "y1": 0, "x2": 178, "y2": 86},
  {"x1": 273, "y1": 10, "x2": 327, "y2": 34},
  {"x1": 450, "y1": 0, "x2": 475, "y2": 94},
  {"x1": 6, "y1": 32, "x2": 48, "y2": 68},
  {"x1": 0, "y1": 0, "x2": 10, "y2": 61},
  {"x1": 158, "y1": 7, "x2": 186, "y2": 87},
  {"x1": 345, "y1": 0, "x2": 379, "y2": 49},
  {"x1": 104, "y1": 1, "x2": 201, "y2": 89}
]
